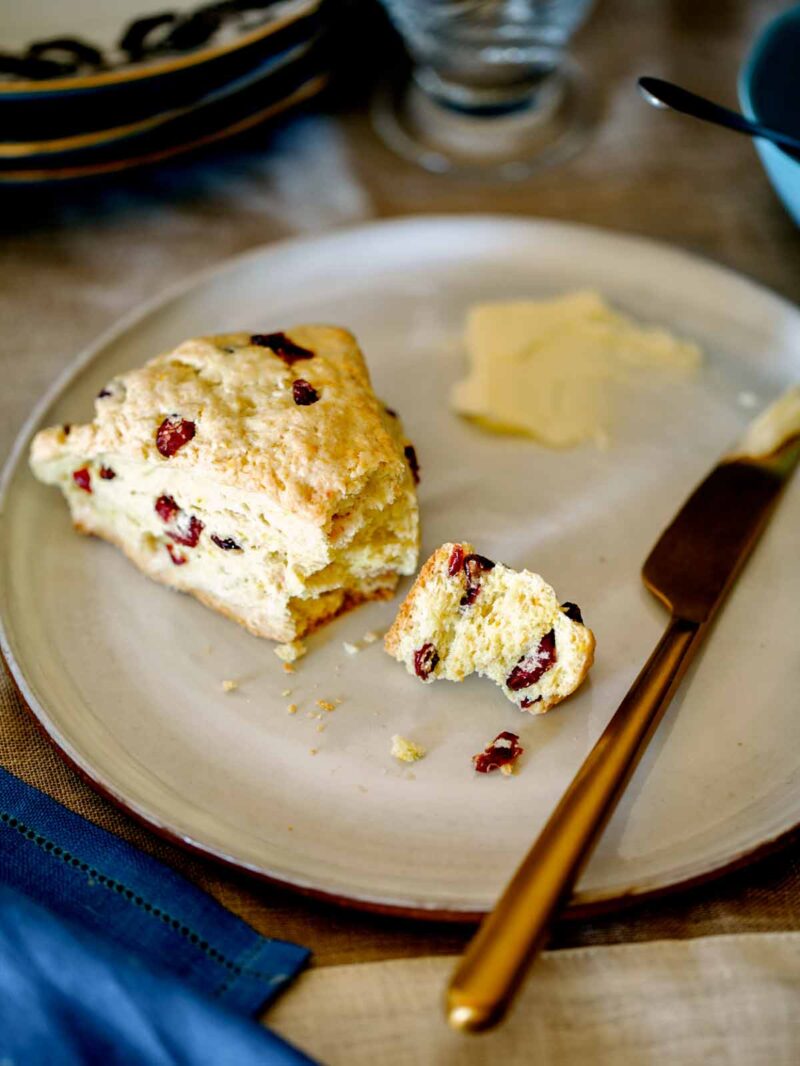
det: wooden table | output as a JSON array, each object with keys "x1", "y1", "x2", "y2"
[{"x1": 2, "y1": 0, "x2": 799, "y2": 976}]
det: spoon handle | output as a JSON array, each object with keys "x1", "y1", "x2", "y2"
[{"x1": 638, "y1": 76, "x2": 800, "y2": 155}]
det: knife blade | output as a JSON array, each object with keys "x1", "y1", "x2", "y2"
[
  {"x1": 447, "y1": 386, "x2": 800, "y2": 1034},
  {"x1": 645, "y1": 385, "x2": 800, "y2": 622}
]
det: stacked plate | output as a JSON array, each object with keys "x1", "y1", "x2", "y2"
[{"x1": 0, "y1": 0, "x2": 331, "y2": 184}]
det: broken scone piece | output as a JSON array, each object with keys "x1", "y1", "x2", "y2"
[
  {"x1": 30, "y1": 327, "x2": 420, "y2": 643},
  {"x1": 384, "y1": 543, "x2": 595, "y2": 712}
]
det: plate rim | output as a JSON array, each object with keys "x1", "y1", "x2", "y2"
[
  {"x1": 0, "y1": 34, "x2": 320, "y2": 160},
  {"x1": 0, "y1": 0, "x2": 320, "y2": 96},
  {"x1": 0, "y1": 73, "x2": 327, "y2": 185},
  {"x1": 2, "y1": 214, "x2": 799, "y2": 919}
]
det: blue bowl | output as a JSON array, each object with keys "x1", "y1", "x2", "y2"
[{"x1": 739, "y1": 4, "x2": 800, "y2": 226}]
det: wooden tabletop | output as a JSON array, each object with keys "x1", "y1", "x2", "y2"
[{"x1": 2, "y1": 0, "x2": 800, "y2": 973}]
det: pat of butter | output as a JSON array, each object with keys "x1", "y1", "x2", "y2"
[{"x1": 451, "y1": 291, "x2": 702, "y2": 448}]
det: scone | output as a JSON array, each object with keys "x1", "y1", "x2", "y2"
[
  {"x1": 30, "y1": 327, "x2": 420, "y2": 643},
  {"x1": 384, "y1": 542, "x2": 594, "y2": 712}
]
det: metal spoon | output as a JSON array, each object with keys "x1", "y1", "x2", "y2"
[{"x1": 638, "y1": 76, "x2": 800, "y2": 157}]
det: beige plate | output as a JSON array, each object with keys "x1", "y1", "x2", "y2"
[{"x1": 2, "y1": 217, "x2": 799, "y2": 918}]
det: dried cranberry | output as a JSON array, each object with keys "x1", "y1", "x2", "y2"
[
  {"x1": 292, "y1": 379, "x2": 319, "y2": 405},
  {"x1": 168, "y1": 514, "x2": 203, "y2": 548},
  {"x1": 72, "y1": 467, "x2": 91, "y2": 493},
  {"x1": 506, "y1": 630, "x2": 558, "y2": 691},
  {"x1": 464, "y1": 554, "x2": 495, "y2": 578},
  {"x1": 460, "y1": 553, "x2": 495, "y2": 607},
  {"x1": 404, "y1": 445, "x2": 420, "y2": 485},
  {"x1": 156, "y1": 416, "x2": 195, "y2": 457},
  {"x1": 166, "y1": 544, "x2": 187, "y2": 566},
  {"x1": 99, "y1": 466, "x2": 116, "y2": 480},
  {"x1": 155, "y1": 494, "x2": 202, "y2": 546},
  {"x1": 250, "y1": 332, "x2": 314, "y2": 365},
  {"x1": 413, "y1": 642, "x2": 439, "y2": 681},
  {"x1": 211, "y1": 534, "x2": 241, "y2": 551},
  {"x1": 473, "y1": 731, "x2": 524, "y2": 774},
  {"x1": 561, "y1": 602, "x2": 584, "y2": 625},
  {"x1": 460, "y1": 585, "x2": 480, "y2": 607},
  {"x1": 447, "y1": 544, "x2": 465, "y2": 577},
  {"x1": 520, "y1": 696, "x2": 543, "y2": 709},
  {"x1": 155, "y1": 495, "x2": 179, "y2": 523}
]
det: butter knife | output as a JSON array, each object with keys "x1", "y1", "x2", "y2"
[{"x1": 447, "y1": 386, "x2": 800, "y2": 1033}]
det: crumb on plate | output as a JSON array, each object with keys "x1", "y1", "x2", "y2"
[
  {"x1": 287, "y1": 703, "x2": 298, "y2": 715},
  {"x1": 221, "y1": 679, "x2": 238, "y2": 693},
  {"x1": 391, "y1": 734, "x2": 426, "y2": 763}
]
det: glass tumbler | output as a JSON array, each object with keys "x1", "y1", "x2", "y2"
[{"x1": 372, "y1": 0, "x2": 596, "y2": 179}]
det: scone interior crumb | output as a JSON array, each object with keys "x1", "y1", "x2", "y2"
[
  {"x1": 384, "y1": 542, "x2": 595, "y2": 713},
  {"x1": 275, "y1": 640, "x2": 307, "y2": 664}
]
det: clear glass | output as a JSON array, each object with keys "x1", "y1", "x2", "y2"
[{"x1": 372, "y1": 0, "x2": 597, "y2": 179}]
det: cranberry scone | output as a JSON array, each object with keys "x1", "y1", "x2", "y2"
[
  {"x1": 384, "y1": 542, "x2": 594, "y2": 712},
  {"x1": 30, "y1": 327, "x2": 420, "y2": 643}
]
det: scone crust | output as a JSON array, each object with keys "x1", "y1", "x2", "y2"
[
  {"x1": 31, "y1": 326, "x2": 410, "y2": 526},
  {"x1": 384, "y1": 543, "x2": 471, "y2": 658}
]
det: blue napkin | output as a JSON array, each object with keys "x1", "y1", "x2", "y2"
[{"x1": 0, "y1": 767, "x2": 315, "y2": 1064}]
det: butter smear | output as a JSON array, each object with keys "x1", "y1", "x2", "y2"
[{"x1": 451, "y1": 291, "x2": 702, "y2": 448}]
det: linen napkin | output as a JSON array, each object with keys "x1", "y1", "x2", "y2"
[
  {"x1": 0, "y1": 766, "x2": 313, "y2": 1063},
  {"x1": 0, "y1": 884, "x2": 316, "y2": 1065}
]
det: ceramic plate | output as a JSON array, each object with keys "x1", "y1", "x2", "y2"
[
  {"x1": 0, "y1": 74, "x2": 327, "y2": 186},
  {"x1": 0, "y1": 35, "x2": 321, "y2": 162},
  {"x1": 2, "y1": 217, "x2": 799, "y2": 918},
  {"x1": 0, "y1": 0, "x2": 322, "y2": 142}
]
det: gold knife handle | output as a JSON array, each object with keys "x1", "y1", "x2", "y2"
[{"x1": 447, "y1": 615, "x2": 701, "y2": 1033}]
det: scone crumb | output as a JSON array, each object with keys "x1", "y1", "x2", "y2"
[
  {"x1": 391, "y1": 735, "x2": 426, "y2": 763},
  {"x1": 281, "y1": 688, "x2": 292, "y2": 697},
  {"x1": 287, "y1": 703, "x2": 298, "y2": 715},
  {"x1": 316, "y1": 699, "x2": 339, "y2": 712},
  {"x1": 275, "y1": 640, "x2": 307, "y2": 664},
  {"x1": 283, "y1": 663, "x2": 295, "y2": 674},
  {"x1": 362, "y1": 630, "x2": 382, "y2": 644},
  {"x1": 316, "y1": 724, "x2": 326, "y2": 733},
  {"x1": 309, "y1": 748, "x2": 318, "y2": 756},
  {"x1": 500, "y1": 764, "x2": 516, "y2": 777},
  {"x1": 221, "y1": 679, "x2": 238, "y2": 693},
  {"x1": 287, "y1": 825, "x2": 293, "y2": 832},
  {"x1": 343, "y1": 642, "x2": 360, "y2": 655}
]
